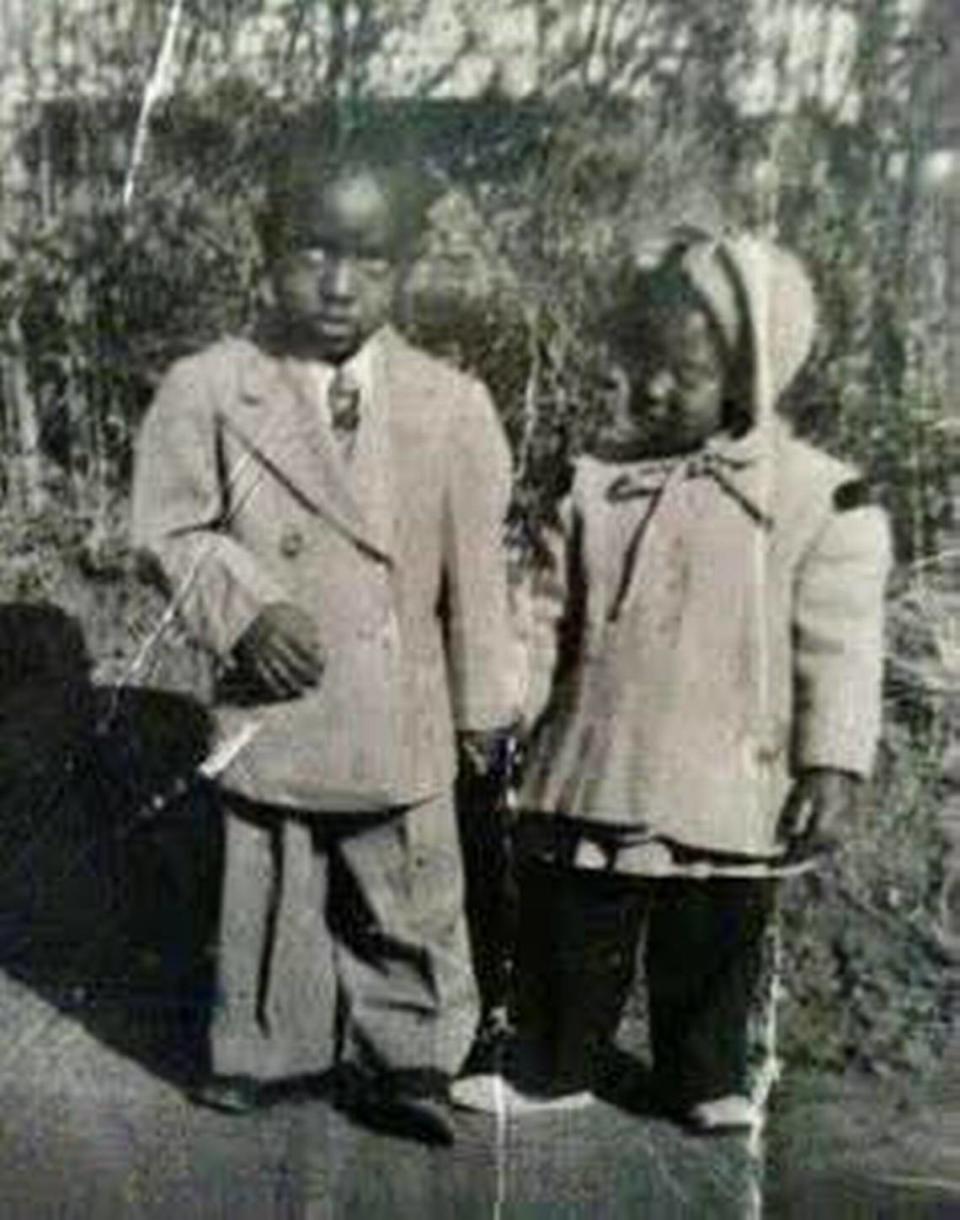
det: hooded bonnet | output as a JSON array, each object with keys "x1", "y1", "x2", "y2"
[{"x1": 635, "y1": 229, "x2": 819, "y2": 431}]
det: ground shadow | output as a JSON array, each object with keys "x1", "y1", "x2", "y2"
[
  {"x1": 590, "y1": 1043, "x2": 667, "y2": 1119},
  {"x1": 0, "y1": 601, "x2": 221, "y2": 1087}
]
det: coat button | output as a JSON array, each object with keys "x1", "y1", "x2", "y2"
[{"x1": 279, "y1": 527, "x2": 305, "y2": 558}]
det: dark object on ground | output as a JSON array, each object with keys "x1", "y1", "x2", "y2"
[
  {"x1": 334, "y1": 1065, "x2": 457, "y2": 1147},
  {"x1": 0, "y1": 599, "x2": 220, "y2": 1084}
]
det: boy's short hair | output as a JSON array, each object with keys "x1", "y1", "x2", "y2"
[{"x1": 259, "y1": 115, "x2": 432, "y2": 263}]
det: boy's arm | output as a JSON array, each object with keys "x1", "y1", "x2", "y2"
[
  {"x1": 785, "y1": 490, "x2": 892, "y2": 846},
  {"x1": 132, "y1": 357, "x2": 317, "y2": 692},
  {"x1": 443, "y1": 379, "x2": 522, "y2": 735}
]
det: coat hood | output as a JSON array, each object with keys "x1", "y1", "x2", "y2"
[
  {"x1": 714, "y1": 233, "x2": 817, "y2": 427},
  {"x1": 639, "y1": 229, "x2": 818, "y2": 435},
  {"x1": 629, "y1": 230, "x2": 819, "y2": 524}
]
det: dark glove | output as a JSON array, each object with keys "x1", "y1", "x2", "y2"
[
  {"x1": 458, "y1": 727, "x2": 516, "y2": 784},
  {"x1": 777, "y1": 767, "x2": 859, "y2": 857},
  {"x1": 232, "y1": 602, "x2": 324, "y2": 701}
]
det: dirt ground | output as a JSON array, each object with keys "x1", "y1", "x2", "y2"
[
  {"x1": 0, "y1": 630, "x2": 956, "y2": 1218},
  {"x1": 766, "y1": 1062, "x2": 960, "y2": 1218},
  {"x1": 0, "y1": 778, "x2": 955, "y2": 1220},
  {"x1": 0, "y1": 959, "x2": 956, "y2": 1220},
  {"x1": 0, "y1": 965, "x2": 758, "y2": 1219}
]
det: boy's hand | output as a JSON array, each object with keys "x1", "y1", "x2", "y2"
[
  {"x1": 233, "y1": 602, "x2": 324, "y2": 701},
  {"x1": 458, "y1": 728, "x2": 515, "y2": 783},
  {"x1": 777, "y1": 768, "x2": 859, "y2": 857}
]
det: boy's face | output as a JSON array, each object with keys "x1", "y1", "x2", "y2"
[
  {"x1": 270, "y1": 169, "x2": 401, "y2": 363},
  {"x1": 598, "y1": 302, "x2": 728, "y2": 459}
]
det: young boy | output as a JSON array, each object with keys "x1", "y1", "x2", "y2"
[
  {"x1": 453, "y1": 230, "x2": 891, "y2": 1133},
  {"x1": 132, "y1": 130, "x2": 519, "y2": 1143}
]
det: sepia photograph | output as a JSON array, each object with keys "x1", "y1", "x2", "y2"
[{"x1": 0, "y1": 2, "x2": 957, "y2": 1216}]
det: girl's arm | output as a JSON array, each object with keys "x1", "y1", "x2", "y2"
[
  {"x1": 511, "y1": 498, "x2": 574, "y2": 730},
  {"x1": 792, "y1": 491, "x2": 892, "y2": 778}
]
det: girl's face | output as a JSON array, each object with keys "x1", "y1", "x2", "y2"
[{"x1": 598, "y1": 303, "x2": 728, "y2": 460}]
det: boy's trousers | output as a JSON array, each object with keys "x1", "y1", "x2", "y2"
[
  {"x1": 210, "y1": 789, "x2": 478, "y2": 1084},
  {"x1": 514, "y1": 858, "x2": 775, "y2": 1105}
]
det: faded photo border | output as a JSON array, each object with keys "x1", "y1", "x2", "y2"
[{"x1": 0, "y1": 3, "x2": 957, "y2": 1217}]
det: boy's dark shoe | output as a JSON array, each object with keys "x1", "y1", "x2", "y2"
[
  {"x1": 334, "y1": 1065, "x2": 457, "y2": 1146},
  {"x1": 187, "y1": 1071, "x2": 331, "y2": 1115},
  {"x1": 187, "y1": 1074, "x2": 267, "y2": 1114}
]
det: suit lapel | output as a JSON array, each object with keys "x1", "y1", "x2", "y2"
[
  {"x1": 379, "y1": 327, "x2": 438, "y2": 513},
  {"x1": 346, "y1": 332, "x2": 395, "y2": 558},
  {"x1": 223, "y1": 340, "x2": 392, "y2": 564}
]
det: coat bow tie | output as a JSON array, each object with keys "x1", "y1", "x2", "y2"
[
  {"x1": 605, "y1": 447, "x2": 772, "y2": 529},
  {"x1": 685, "y1": 449, "x2": 772, "y2": 528}
]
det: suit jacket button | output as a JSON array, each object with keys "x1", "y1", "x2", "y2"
[{"x1": 279, "y1": 527, "x2": 305, "y2": 558}]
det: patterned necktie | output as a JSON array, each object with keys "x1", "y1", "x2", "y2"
[{"x1": 328, "y1": 365, "x2": 361, "y2": 451}]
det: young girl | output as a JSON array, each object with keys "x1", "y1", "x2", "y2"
[{"x1": 453, "y1": 230, "x2": 891, "y2": 1133}]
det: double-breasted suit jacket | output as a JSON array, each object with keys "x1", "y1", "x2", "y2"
[{"x1": 132, "y1": 324, "x2": 520, "y2": 814}]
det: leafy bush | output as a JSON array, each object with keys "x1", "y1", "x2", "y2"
[{"x1": 778, "y1": 711, "x2": 953, "y2": 1075}]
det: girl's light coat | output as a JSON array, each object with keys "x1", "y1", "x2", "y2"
[{"x1": 519, "y1": 237, "x2": 892, "y2": 856}]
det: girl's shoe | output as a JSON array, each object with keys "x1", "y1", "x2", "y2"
[
  {"x1": 685, "y1": 1094, "x2": 761, "y2": 1135},
  {"x1": 450, "y1": 1072, "x2": 594, "y2": 1115}
]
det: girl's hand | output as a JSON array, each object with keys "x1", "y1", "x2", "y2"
[{"x1": 777, "y1": 768, "x2": 859, "y2": 857}]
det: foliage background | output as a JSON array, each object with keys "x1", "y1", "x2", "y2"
[{"x1": 0, "y1": 0, "x2": 956, "y2": 1077}]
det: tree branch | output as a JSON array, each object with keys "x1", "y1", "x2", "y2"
[{"x1": 122, "y1": 0, "x2": 186, "y2": 211}]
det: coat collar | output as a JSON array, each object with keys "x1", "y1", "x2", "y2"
[
  {"x1": 590, "y1": 421, "x2": 781, "y2": 531},
  {"x1": 222, "y1": 327, "x2": 400, "y2": 565},
  {"x1": 681, "y1": 430, "x2": 775, "y2": 529}
]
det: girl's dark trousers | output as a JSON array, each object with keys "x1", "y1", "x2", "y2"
[{"x1": 513, "y1": 857, "x2": 775, "y2": 1107}]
